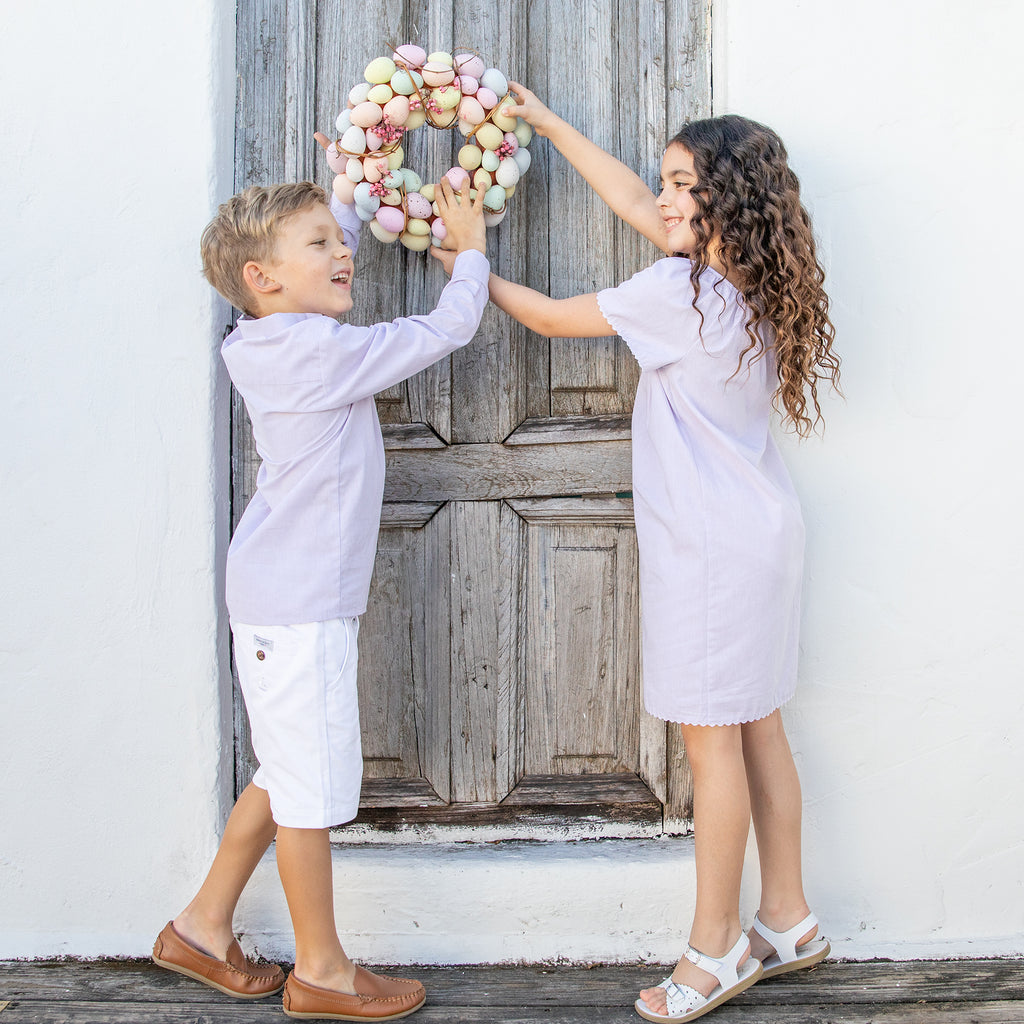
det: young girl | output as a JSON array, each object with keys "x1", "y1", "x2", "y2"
[{"x1": 433, "y1": 87, "x2": 838, "y2": 1023}]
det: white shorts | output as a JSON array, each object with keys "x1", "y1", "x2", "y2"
[{"x1": 231, "y1": 617, "x2": 362, "y2": 828}]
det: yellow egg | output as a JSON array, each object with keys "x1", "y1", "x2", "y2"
[
  {"x1": 405, "y1": 109, "x2": 427, "y2": 130},
  {"x1": 367, "y1": 84, "x2": 394, "y2": 105},
  {"x1": 400, "y1": 231, "x2": 432, "y2": 251},
  {"x1": 365, "y1": 57, "x2": 397, "y2": 84},
  {"x1": 419, "y1": 183, "x2": 436, "y2": 202},
  {"x1": 458, "y1": 145, "x2": 483, "y2": 170},
  {"x1": 491, "y1": 101, "x2": 517, "y2": 131},
  {"x1": 386, "y1": 146, "x2": 404, "y2": 169},
  {"x1": 426, "y1": 51, "x2": 454, "y2": 67},
  {"x1": 475, "y1": 123, "x2": 504, "y2": 151},
  {"x1": 434, "y1": 84, "x2": 462, "y2": 110},
  {"x1": 405, "y1": 218, "x2": 431, "y2": 236},
  {"x1": 473, "y1": 168, "x2": 493, "y2": 189},
  {"x1": 369, "y1": 220, "x2": 401, "y2": 244}
]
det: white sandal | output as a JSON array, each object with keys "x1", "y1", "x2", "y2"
[
  {"x1": 751, "y1": 911, "x2": 830, "y2": 979},
  {"x1": 634, "y1": 933, "x2": 763, "y2": 1023}
]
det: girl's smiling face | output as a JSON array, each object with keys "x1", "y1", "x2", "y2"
[{"x1": 657, "y1": 143, "x2": 701, "y2": 256}]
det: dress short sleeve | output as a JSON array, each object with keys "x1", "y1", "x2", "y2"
[{"x1": 597, "y1": 259, "x2": 704, "y2": 371}]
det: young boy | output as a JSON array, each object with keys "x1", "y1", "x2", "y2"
[{"x1": 152, "y1": 173, "x2": 487, "y2": 1021}]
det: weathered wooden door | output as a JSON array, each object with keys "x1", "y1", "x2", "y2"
[{"x1": 232, "y1": 0, "x2": 711, "y2": 834}]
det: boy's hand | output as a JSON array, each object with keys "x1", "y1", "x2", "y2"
[
  {"x1": 502, "y1": 82, "x2": 558, "y2": 137},
  {"x1": 433, "y1": 177, "x2": 486, "y2": 256}
]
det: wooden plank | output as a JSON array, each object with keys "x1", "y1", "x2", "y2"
[
  {"x1": 505, "y1": 415, "x2": 632, "y2": 446},
  {"x1": 502, "y1": 772, "x2": 658, "y2": 805},
  {"x1": 358, "y1": 777, "x2": 445, "y2": 807},
  {"x1": 384, "y1": 441, "x2": 632, "y2": 501}
]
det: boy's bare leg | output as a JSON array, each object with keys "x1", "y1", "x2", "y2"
[
  {"x1": 275, "y1": 825, "x2": 357, "y2": 992},
  {"x1": 173, "y1": 781, "x2": 279, "y2": 959},
  {"x1": 740, "y1": 711, "x2": 817, "y2": 956}
]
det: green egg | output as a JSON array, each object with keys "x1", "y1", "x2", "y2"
[
  {"x1": 483, "y1": 184, "x2": 507, "y2": 211},
  {"x1": 480, "y1": 149, "x2": 500, "y2": 172}
]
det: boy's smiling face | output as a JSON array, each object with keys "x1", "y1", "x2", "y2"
[{"x1": 248, "y1": 203, "x2": 354, "y2": 318}]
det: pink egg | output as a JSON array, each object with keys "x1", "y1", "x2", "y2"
[
  {"x1": 445, "y1": 166, "x2": 470, "y2": 189},
  {"x1": 456, "y1": 75, "x2": 479, "y2": 95},
  {"x1": 406, "y1": 192, "x2": 433, "y2": 219},
  {"x1": 333, "y1": 174, "x2": 357, "y2": 204},
  {"x1": 421, "y1": 62, "x2": 456, "y2": 87},
  {"x1": 325, "y1": 142, "x2": 348, "y2": 174},
  {"x1": 431, "y1": 219, "x2": 447, "y2": 241},
  {"x1": 375, "y1": 206, "x2": 406, "y2": 234},
  {"x1": 454, "y1": 54, "x2": 485, "y2": 79},
  {"x1": 365, "y1": 130, "x2": 383, "y2": 152},
  {"x1": 351, "y1": 101, "x2": 384, "y2": 128},
  {"x1": 502, "y1": 131, "x2": 519, "y2": 154},
  {"x1": 383, "y1": 95, "x2": 410, "y2": 126},
  {"x1": 394, "y1": 44, "x2": 426, "y2": 67},
  {"x1": 459, "y1": 96, "x2": 485, "y2": 124},
  {"x1": 476, "y1": 87, "x2": 498, "y2": 109}
]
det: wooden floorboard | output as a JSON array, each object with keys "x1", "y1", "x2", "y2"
[{"x1": 1, "y1": 959, "x2": 1023, "y2": 1023}]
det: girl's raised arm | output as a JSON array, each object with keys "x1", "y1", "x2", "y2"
[{"x1": 503, "y1": 82, "x2": 669, "y2": 253}]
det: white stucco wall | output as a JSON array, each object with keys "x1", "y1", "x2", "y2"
[{"x1": 1, "y1": 1, "x2": 1021, "y2": 964}]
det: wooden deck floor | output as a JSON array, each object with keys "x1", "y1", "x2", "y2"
[{"x1": 1, "y1": 958, "x2": 1023, "y2": 1023}]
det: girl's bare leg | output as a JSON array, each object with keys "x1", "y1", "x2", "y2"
[
  {"x1": 172, "y1": 781, "x2": 278, "y2": 959},
  {"x1": 638, "y1": 723, "x2": 752, "y2": 1016},
  {"x1": 740, "y1": 710, "x2": 817, "y2": 957},
  {"x1": 275, "y1": 826, "x2": 357, "y2": 992}
]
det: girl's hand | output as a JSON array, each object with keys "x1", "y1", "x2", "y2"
[
  {"x1": 433, "y1": 177, "x2": 486, "y2": 255},
  {"x1": 429, "y1": 245, "x2": 459, "y2": 276},
  {"x1": 501, "y1": 82, "x2": 559, "y2": 137}
]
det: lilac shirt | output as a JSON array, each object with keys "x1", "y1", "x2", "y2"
[
  {"x1": 222, "y1": 199, "x2": 489, "y2": 625},
  {"x1": 598, "y1": 258, "x2": 804, "y2": 726}
]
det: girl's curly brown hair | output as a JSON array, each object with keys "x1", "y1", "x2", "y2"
[{"x1": 671, "y1": 115, "x2": 840, "y2": 436}]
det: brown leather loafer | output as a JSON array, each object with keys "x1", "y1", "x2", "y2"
[
  {"x1": 282, "y1": 966, "x2": 426, "y2": 1020},
  {"x1": 152, "y1": 921, "x2": 285, "y2": 999}
]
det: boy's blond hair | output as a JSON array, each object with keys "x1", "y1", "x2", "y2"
[{"x1": 201, "y1": 181, "x2": 329, "y2": 316}]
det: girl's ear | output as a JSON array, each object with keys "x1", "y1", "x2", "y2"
[{"x1": 243, "y1": 261, "x2": 282, "y2": 296}]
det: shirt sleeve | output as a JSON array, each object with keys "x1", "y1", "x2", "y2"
[
  {"x1": 312, "y1": 249, "x2": 490, "y2": 407},
  {"x1": 330, "y1": 194, "x2": 363, "y2": 256},
  {"x1": 597, "y1": 259, "x2": 703, "y2": 371}
]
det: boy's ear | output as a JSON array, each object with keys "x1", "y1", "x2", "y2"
[{"x1": 243, "y1": 260, "x2": 283, "y2": 297}]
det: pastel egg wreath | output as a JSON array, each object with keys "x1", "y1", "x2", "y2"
[{"x1": 323, "y1": 44, "x2": 533, "y2": 250}]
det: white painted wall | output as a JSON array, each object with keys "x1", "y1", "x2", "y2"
[{"x1": 2, "y1": 0, "x2": 1021, "y2": 964}]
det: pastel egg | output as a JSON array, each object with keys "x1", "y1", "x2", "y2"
[
  {"x1": 352, "y1": 181, "x2": 380, "y2": 211},
  {"x1": 325, "y1": 142, "x2": 348, "y2": 174},
  {"x1": 400, "y1": 231, "x2": 432, "y2": 251},
  {"x1": 370, "y1": 219, "x2": 401, "y2": 244},
  {"x1": 458, "y1": 144, "x2": 483, "y2": 170},
  {"x1": 480, "y1": 68, "x2": 508, "y2": 95},
  {"x1": 340, "y1": 124, "x2": 367, "y2": 153},
  {"x1": 476, "y1": 87, "x2": 498, "y2": 110},
  {"x1": 405, "y1": 217, "x2": 431, "y2": 237},
  {"x1": 491, "y1": 104, "x2": 517, "y2": 131},
  {"x1": 391, "y1": 69, "x2": 423, "y2": 95},
  {"x1": 514, "y1": 121, "x2": 533, "y2": 146},
  {"x1": 434, "y1": 84, "x2": 462, "y2": 110},
  {"x1": 354, "y1": 204, "x2": 377, "y2": 222},
  {"x1": 386, "y1": 146, "x2": 405, "y2": 169},
  {"x1": 501, "y1": 131, "x2": 519, "y2": 154},
  {"x1": 445, "y1": 166, "x2": 470, "y2": 189},
  {"x1": 362, "y1": 158, "x2": 387, "y2": 183},
  {"x1": 483, "y1": 184, "x2": 507, "y2": 211},
  {"x1": 419, "y1": 183, "x2": 436, "y2": 202},
  {"x1": 457, "y1": 119, "x2": 477, "y2": 137},
  {"x1": 380, "y1": 188, "x2": 403, "y2": 206},
  {"x1": 335, "y1": 109, "x2": 353, "y2": 133},
  {"x1": 475, "y1": 122, "x2": 504, "y2": 150},
  {"x1": 454, "y1": 54, "x2": 485, "y2": 79},
  {"x1": 332, "y1": 174, "x2": 357, "y2": 204},
  {"x1": 351, "y1": 101, "x2": 384, "y2": 128},
  {"x1": 383, "y1": 95, "x2": 410, "y2": 125},
  {"x1": 394, "y1": 44, "x2": 427, "y2": 67},
  {"x1": 456, "y1": 75, "x2": 479, "y2": 95},
  {"x1": 459, "y1": 96, "x2": 485, "y2": 124},
  {"x1": 484, "y1": 207, "x2": 507, "y2": 228},
  {"x1": 431, "y1": 218, "x2": 447, "y2": 241},
  {"x1": 399, "y1": 168, "x2": 423, "y2": 192},
  {"x1": 405, "y1": 108, "x2": 427, "y2": 130},
  {"x1": 406, "y1": 192, "x2": 433, "y2": 219},
  {"x1": 365, "y1": 57, "x2": 397, "y2": 84},
  {"x1": 345, "y1": 157, "x2": 365, "y2": 182},
  {"x1": 367, "y1": 84, "x2": 394, "y2": 105},
  {"x1": 375, "y1": 206, "x2": 406, "y2": 234},
  {"x1": 365, "y1": 129, "x2": 383, "y2": 152},
  {"x1": 348, "y1": 81, "x2": 372, "y2": 105},
  {"x1": 512, "y1": 147, "x2": 532, "y2": 174},
  {"x1": 495, "y1": 158, "x2": 520, "y2": 188},
  {"x1": 472, "y1": 168, "x2": 493, "y2": 189},
  {"x1": 421, "y1": 62, "x2": 456, "y2": 87},
  {"x1": 427, "y1": 51, "x2": 454, "y2": 67},
  {"x1": 383, "y1": 171, "x2": 403, "y2": 189},
  {"x1": 480, "y1": 149, "x2": 500, "y2": 172}
]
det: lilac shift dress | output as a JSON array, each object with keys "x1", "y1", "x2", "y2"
[{"x1": 597, "y1": 258, "x2": 804, "y2": 726}]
